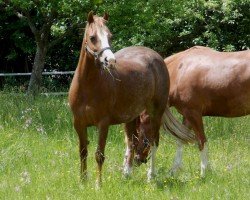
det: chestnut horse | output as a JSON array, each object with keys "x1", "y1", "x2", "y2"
[
  {"x1": 68, "y1": 12, "x2": 194, "y2": 187},
  {"x1": 164, "y1": 46, "x2": 250, "y2": 176}
]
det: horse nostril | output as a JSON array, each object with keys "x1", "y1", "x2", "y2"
[
  {"x1": 104, "y1": 57, "x2": 108, "y2": 63},
  {"x1": 134, "y1": 156, "x2": 141, "y2": 167},
  {"x1": 109, "y1": 58, "x2": 116, "y2": 65},
  {"x1": 109, "y1": 58, "x2": 116, "y2": 63}
]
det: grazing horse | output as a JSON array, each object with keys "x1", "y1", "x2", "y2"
[
  {"x1": 164, "y1": 46, "x2": 250, "y2": 176},
  {"x1": 68, "y1": 12, "x2": 194, "y2": 187}
]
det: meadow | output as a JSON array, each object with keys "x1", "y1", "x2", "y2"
[{"x1": 0, "y1": 93, "x2": 249, "y2": 200}]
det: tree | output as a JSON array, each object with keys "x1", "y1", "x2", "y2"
[
  {"x1": 99, "y1": 0, "x2": 249, "y2": 56},
  {"x1": 1, "y1": 0, "x2": 93, "y2": 95},
  {"x1": 1, "y1": 0, "x2": 249, "y2": 93}
]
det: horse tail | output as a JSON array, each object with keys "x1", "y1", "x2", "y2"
[{"x1": 162, "y1": 106, "x2": 196, "y2": 144}]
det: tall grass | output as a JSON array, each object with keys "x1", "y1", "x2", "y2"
[{"x1": 0, "y1": 93, "x2": 249, "y2": 199}]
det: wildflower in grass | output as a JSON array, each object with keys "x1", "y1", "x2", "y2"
[
  {"x1": 15, "y1": 186, "x2": 21, "y2": 192},
  {"x1": 20, "y1": 170, "x2": 31, "y2": 184},
  {"x1": 46, "y1": 196, "x2": 52, "y2": 200},
  {"x1": 21, "y1": 108, "x2": 33, "y2": 119},
  {"x1": 36, "y1": 126, "x2": 46, "y2": 135},
  {"x1": 0, "y1": 125, "x2": 3, "y2": 130},
  {"x1": 226, "y1": 164, "x2": 233, "y2": 171},
  {"x1": 63, "y1": 101, "x2": 69, "y2": 107},
  {"x1": 24, "y1": 118, "x2": 32, "y2": 129},
  {"x1": 170, "y1": 196, "x2": 179, "y2": 200},
  {"x1": 54, "y1": 150, "x2": 69, "y2": 158}
]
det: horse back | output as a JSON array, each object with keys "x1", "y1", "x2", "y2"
[{"x1": 165, "y1": 46, "x2": 250, "y2": 117}]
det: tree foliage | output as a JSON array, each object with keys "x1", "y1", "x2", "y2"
[
  {"x1": 0, "y1": 0, "x2": 249, "y2": 91},
  {"x1": 99, "y1": 0, "x2": 250, "y2": 55},
  {"x1": 1, "y1": 0, "x2": 94, "y2": 94}
]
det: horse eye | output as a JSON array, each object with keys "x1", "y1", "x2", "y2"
[{"x1": 90, "y1": 36, "x2": 96, "y2": 43}]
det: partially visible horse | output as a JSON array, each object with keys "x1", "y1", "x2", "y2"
[
  {"x1": 68, "y1": 11, "x2": 194, "y2": 187},
  {"x1": 164, "y1": 46, "x2": 250, "y2": 176}
]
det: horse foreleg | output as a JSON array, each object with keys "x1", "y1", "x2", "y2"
[
  {"x1": 123, "y1": 119, "x2": 137, "y2": 177},
  {"x1": 95, "y1": 124, "x2": 109, "y2": 189},
  {"x1": 74, "y1": 117, "x2": 88, "y2": 181}
]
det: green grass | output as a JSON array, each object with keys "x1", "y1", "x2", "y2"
[{"x1": 0, "y1": 93, "x2": 249, "y2": 199}]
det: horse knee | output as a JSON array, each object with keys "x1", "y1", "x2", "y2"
[
  {"x1": 80, "y1": 149, "x2": 88, "y2": 160},
  {"x1": 95, "y1": 150, "x2": 105, "y2": 165}
]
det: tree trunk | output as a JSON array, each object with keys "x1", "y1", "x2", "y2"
[{"x1": 27, "y1": 41, "x2": 47, "y2": 96}]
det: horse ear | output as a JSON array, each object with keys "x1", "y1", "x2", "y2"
[
  {"x1": 103, "y1": 12, "x2": 109, "y2": 21},
  {"x1": 87, "y1": 11, "x2": 94, "y2": 24}
]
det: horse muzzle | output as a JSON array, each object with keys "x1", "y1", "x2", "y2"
[
  {"x1": 105, "y1": 58, "x2": 116, "y2": 68},
  {"x1": 134, "y1": 155, "x2": 147, "y2": 166}
]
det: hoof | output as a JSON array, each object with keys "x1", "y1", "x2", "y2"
[
  {"x1": 147, "y1": 171, "x2": 156, "y2": 183},
  {"x1": 80, "y1": 172, "x2": 88, "y2": 182},
  {"x1": 169, "y1": 166, "x2": 182, "y2": 177},
  {"x1": 95, "y1": 180, "x2": 102, "y2": 190},
  {"x1": 123, "y1": 164, "x2": 132, "y2": 178}
]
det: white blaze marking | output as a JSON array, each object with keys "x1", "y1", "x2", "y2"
[{"x1": 97, "y1": 28, "x2": 115, "y2": 63}]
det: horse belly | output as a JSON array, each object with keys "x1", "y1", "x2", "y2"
[
  {"x1": 203, "y1": 91, "x2": 250, "y2": 117},
  {"x1": 111, "y1": 99, "x2": 149, "y2": 124}
]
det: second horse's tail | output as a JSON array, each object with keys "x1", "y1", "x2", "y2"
[{"x1": 162, "y1": 106, "x2": 196, "y2": 143}]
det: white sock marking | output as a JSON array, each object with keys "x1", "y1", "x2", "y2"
[
  {"x1": 170, "y1": 140, "x2": 183, "y2": 175},
  {"x1": 123, "y1": 146, "x2": 132, "y2": 177},
  {"x1": 200, "y1": 142, "x2": 209, "y2": 177},
  {"x1": 147, "y1": 145, "x2": 157, "y2": 181}
]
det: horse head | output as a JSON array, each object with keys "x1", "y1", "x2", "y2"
[
  {"x1": 84, "y1": 11, "x2": 116, "y2": 68},
  {"x1": 134, "y1": 136, "x2": 151, "y2": 166},
  {"x1": 133, "y1": 116, "x2": 152, "y2": 166}
]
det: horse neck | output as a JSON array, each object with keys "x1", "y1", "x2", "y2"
[{"x1": 76, "y1": 42, "x2": 98, "y2": 82}]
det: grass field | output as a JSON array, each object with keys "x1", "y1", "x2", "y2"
[{"x1": 0, "y1": 93, "x2": 249, "y2": 199}]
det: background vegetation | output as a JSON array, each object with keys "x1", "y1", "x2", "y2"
[
  {"x1": 0, "y1": 94, "x2": 249, "y2": 199},
  {"x1": 0, "y1": 1, "x2": 249, "y2": 198},
  {"x1": 0, "y1": 0, "x2": 250, "y2": 92}
]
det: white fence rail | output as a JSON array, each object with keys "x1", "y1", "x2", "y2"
[
  {"x1": 0, "y1": 71, "x2": 75, "y2": 96},
  {"x1": 0, "y1": 71, "x2": 75, "y2": 77}
]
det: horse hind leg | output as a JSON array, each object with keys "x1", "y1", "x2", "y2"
[
  {"x1": 170, "y1": 117, "x2": 192, "y2": 176},
  {"x1": 200, "y1": 142, "x2": 209, "y2": 177},
  {"x1": 123, "y1": 119, "x2": 138, "y2": 177},
  {"x1": 169, "y1": 140, "x2": 184, "y2": 176},
  {"x1": 183, "y1": 110, "x2": 210, "y2": 177}
]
